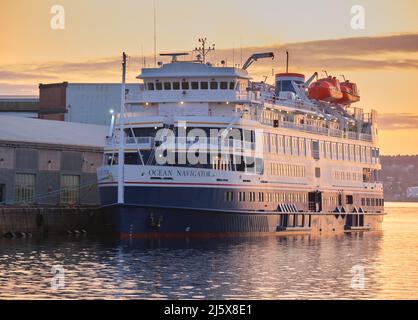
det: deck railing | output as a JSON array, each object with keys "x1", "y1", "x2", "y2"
[{"x1": 256, "y1": 117, "x2": 372, "y2": 142}]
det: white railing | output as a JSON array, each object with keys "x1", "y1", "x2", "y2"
[
  {"x1": 106, "y1": 137, "x2": 154, "y2": 149},
  {"x1": 125, "y1": 90, "x2": 256, "y2": 103},
  {"x1": 257, "y1": 117, "x2": 372, "y2": 142},
  {"x1": 171, "y1": 137, "x2": 256, "y2": 151}
]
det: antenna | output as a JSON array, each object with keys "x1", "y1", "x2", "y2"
[
  {"x1": 194, "y1": 37, "x2": 215, "y2": 63},
  {"x1": 339, "y1": 74, "x2": 346, "y2": 81},
  {"x1": 141, "y1": 44, "x2": 145, "y2": 68},
  {"x1": 153, "y1": 0, "x2": 157, "y2": 67},
  {"x1": 240, "y1": 36, "x2": 243, "y2": 67},
  {"x1": 322, "y1": 70, "x2": 329, "y2": 77},
  {"x1": 286, "y1": 50, "x2": 289, "y2": 73}
]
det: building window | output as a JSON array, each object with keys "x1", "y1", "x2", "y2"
[
  {"x1": 15, "y1": 173, "x2": 36, "y2": 204},
  {"x1": 61, "y1": 175, "x2": 80, "y2": 205},
  {"x1": 346, "y1": 195, "x2": 354, "y2": 205},
  {"x1": 0, "y1": 184, "x2": 5, "y2": 204}
]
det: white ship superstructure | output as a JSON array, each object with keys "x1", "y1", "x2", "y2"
[{"x1": 97, "y1": 43, "x2": 384, "y2": 238}]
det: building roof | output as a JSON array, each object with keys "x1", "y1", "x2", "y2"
[
  {"x1": 0, "y1": 95, "x2": 39, "y2": 102},
  {"x1": 0, "y1": 115, "x2": 107, "y2": 148},
  {"x1": 0, "y1": 96, "x2": 40, "y2": 112},
  {"x1": 138, "y1": 62, "x2": 251, "y2": 79}
]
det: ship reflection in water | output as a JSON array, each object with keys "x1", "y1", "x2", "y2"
[{"x1": 0, "y1": 205, "x2": 417, "y2": 300}]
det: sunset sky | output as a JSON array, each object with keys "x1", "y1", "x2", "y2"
[{"x1": 1, "y1": 0, "x2": 418, "y2": 155}]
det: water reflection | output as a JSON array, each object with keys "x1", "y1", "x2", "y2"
[{"x1": 0, "y1": 206, "x2": 417, "y2": 299}]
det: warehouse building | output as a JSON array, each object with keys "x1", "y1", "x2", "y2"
[
  {"x1": 0, "y1": 115, "x2": 107, "y2": 207},
  {"x1": 407, "y1": 187, "x2": 418, "y2": 199},
  {"x1": 39, "y1": 82, "x2": 142, "y2": 125},
  {"x1": 0, "y1": 96, "x2": 40, "y2": 118}
]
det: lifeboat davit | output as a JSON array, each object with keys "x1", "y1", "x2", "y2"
[
  {"x1": 308, "y1": 76, "x2": 343, "y2": 102},
  {"x1": 337, "y1": 80, "x2": 360, "y2": 105}
]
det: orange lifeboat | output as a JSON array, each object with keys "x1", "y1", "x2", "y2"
[
  {"x1": 337, "y1": 80, "x2": 360, "y2": 105},
  {"x1": 308, "y1": 76, "x2": 343, "y2": 102}
]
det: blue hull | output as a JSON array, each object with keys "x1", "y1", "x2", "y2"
[
  {"x1": 101, "y1": 204, "x2": 282, "y2": 237},
  {"x1": 99, "y1": 185, "x2": 293, "y2": 237},
  {"x1": 98, "y1": 186, "x2": 382, "y2": 237}
]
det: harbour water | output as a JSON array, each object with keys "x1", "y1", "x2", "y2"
[{"x1": 0, "y1": 203, "x2": 417, "y2": 300}]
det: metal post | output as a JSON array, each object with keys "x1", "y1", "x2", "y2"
[{"x1": 117, "y1": 52, "x2": 127, "y2": 204}]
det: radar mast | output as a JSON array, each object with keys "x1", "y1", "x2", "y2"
[{"x1": 193, "y1": 37, "x2": 215, "y2": 63}]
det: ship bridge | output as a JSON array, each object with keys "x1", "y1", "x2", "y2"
[
  {"x1": 125, "y1": 60, "x2": 258, "y2": 118},
  {"x1": 128, "y1": 61, "x2": 254, "y2": 104}
]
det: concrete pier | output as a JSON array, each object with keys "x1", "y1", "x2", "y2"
[{"x1": 0, "y1": 207, "x2": 105, "y2": 238}]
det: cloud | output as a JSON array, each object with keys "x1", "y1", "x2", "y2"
[
  {"x1": 0, "y1": 82, "x2": 38, "y2": 95},
  {"x1": 283, "y1": 34, "x2": 418, "y2": 56},
  {"x1": 0, "y1": 70, "x2": 57, "y2": 81},
  {"x1": 214, "y1": 33, "x2": 418, "y2": 71},
  {"x1": 31, "y1": 58, "x2": 121, "y2": 74},
  {"x1": 379, "y1": 113, "x2": 418, "y2": 130},
  {"x1": 1, "y1": 33, "x2": 418, "y2": 86}
]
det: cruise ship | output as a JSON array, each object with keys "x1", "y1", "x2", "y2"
[{"x1": 97, "y1": 41, "x2": 384, "y2": 238}]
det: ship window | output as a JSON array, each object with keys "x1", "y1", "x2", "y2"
[
  {"x1": 229, "y1": 82, "x2": 235, "y2": 90},
  {"x1": 125, "y1": 153, "x2": 140, "y2": 165},
  {"x1": 173, "y1": 82, "x2": 180, "y2": 90},
  {"x1": 220, "y1": 82, "x2": 228, "y2": 90},
  {"x1": 278, "y1": 80, "x2": 294, "y2": 92},
  {"x1": 200, "y1": 82, "x2": 208, "y2": 90},
  {"x1": 105, "y1": 153, "x2": 118, "y2": 165},
  {"x1": 243, "y1": 129, "x2": 255, "y2": 143},
  {"x1": 156, "y1": 82, "x2": 163, "y2": 90},
  {"x1": 311, "y1": 141, "x2": 319, "y2": 160},
  {"x1": 224, "y1": 192, "x2": 233, "y2": 202},
  {"x1": 147, "y1": 82, "x2": 155, "y2": 91},
  {"x1": 191, "y1": 82, "x2": 199, "y2": 90},
  {"x1": 181, "y1": 82, "x2": 189, "y2": 90},
  {"x1": 210, "y1": 81, "x2": 218, "y2": 89},
  {"x1": 164, "y1": 82, "x2": 171, "y2": 90},
  {"x1": 363, "y1": 168, "x2": 373, "y2": 183},
  {"x1": 239, "y1": 192, "x2": 246, "y2": 202}
]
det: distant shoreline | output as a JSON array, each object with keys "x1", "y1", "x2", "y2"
[{"x1": 385, "y1": 202, "x2": 418, "y2": 208}]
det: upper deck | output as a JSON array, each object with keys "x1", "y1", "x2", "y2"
[{"x1": 120, "y1": 55, "x2": 378, "y2": 145}]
